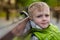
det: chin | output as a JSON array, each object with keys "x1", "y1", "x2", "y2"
[{"x1": 41, "y1": 25, "x2": 48, "y2": 29}]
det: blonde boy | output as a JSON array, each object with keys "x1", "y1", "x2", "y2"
[
  {"x1": 28, "y1": 2, "x2": 50, "y2": 29},
  {"x1": 13, "y1": 2, "x2": 60, "y2": 40}
]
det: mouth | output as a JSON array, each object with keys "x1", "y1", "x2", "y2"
[
  {"x1": 40, "y1": 23, "x2": 49, "y2": 28},
  {"x1": 41, "y1": 23, "x2": 48, "y2": 25}
]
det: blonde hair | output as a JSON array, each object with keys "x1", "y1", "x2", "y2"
[{"x1": 28, "y1": 2, "x2": 50, "y2": 16}]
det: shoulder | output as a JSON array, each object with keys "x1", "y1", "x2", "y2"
[{"x1": 49, "y1": 23, "x2": 59, "y2": 31}]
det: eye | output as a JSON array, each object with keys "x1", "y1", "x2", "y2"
[
  {"x1": 45, "y1": 14, "x2": 49, "y2": 17},
  {"x1": 37, "y1": 15, "x2": 43, "y2": 18}
]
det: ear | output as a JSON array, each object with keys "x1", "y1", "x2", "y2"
[{"x1": 29, "y1": 16, "x2": 33, "y2": 20}]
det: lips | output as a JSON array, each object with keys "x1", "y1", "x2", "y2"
[{"x1": 41, "y1": 23, "x2": 48, "y2": 25}]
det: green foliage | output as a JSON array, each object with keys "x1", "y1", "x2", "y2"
[
  {"x1": 17, "y1": 0, "x2": 40, "y2": 7},
  {"x1": 41, "y1": 0, "x2": 58, "y2": 7},
  {"x1": 17, "y1": 0, "x2": 60, "y2": 8},
  {"x1": 47, "y1": 0, "x2": 58, "y2": 7},
  {"x1": 0, "y1": 11, "x2": 6, "y2": 17}
]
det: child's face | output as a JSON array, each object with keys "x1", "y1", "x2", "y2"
[{"x1": 31, "y1": 8, "x2": 50, "y2": 28}]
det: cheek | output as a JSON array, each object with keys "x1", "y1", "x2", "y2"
[
  {"x1": 47, "y1": 17, "x2": 50, "y2": 22},
  {"x1": 33, "y1": 19, "x2": 41, "y2": 24}
]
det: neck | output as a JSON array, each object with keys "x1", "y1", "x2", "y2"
[{"x1": 30, "y1": 20, "x2": 42, "y2": 30}]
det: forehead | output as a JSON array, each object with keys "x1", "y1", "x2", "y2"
[
  {"x1": 28, "y1": 2, "x2": 50, "y2": 16},
  {"x1": 32, "y1": 8, "x2": 50, "y2": 15}
]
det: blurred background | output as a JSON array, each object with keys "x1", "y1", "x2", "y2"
[
  {"x1": 0, "y1": 0, "x2": 60, "y2": 39},
  {"x1": 0, "y1": 0, "x2": 60, "y2": 28}
]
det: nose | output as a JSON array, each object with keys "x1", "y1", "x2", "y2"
[{"x1": 42, "y1": 16, "x2": 47, "y2": 21}]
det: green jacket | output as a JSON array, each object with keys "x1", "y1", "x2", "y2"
[{"x1": 13, "y1": 24, "x2": 60, "y2": 40}]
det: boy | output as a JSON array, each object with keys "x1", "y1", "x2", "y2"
[{"x1": 13, "y1": 2, "x2": 60, "y2": 40}]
